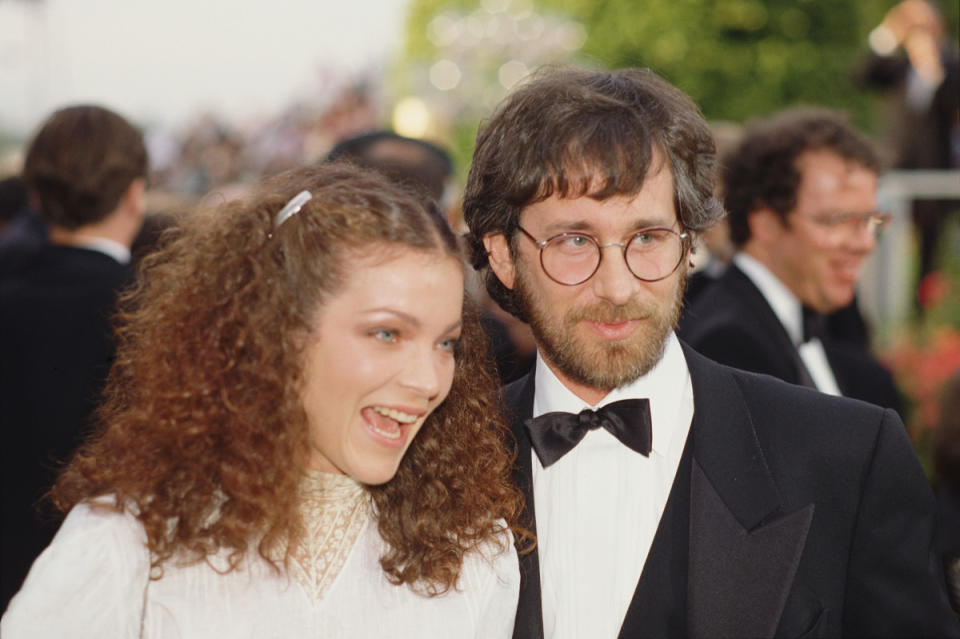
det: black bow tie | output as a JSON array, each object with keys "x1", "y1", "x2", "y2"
[
  {"x1": 524, "y1": 398, "x2": 652, "y2": 468},
  {"x1": 801, "y1": 306, "x2": 827, "y2": 344}
]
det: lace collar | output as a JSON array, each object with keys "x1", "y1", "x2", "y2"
[{"x1": 288, "y1": 470, "x2": 369, "y2": 603}]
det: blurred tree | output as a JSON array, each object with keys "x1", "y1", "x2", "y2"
[
  {"x1": 395, "y1": 0, "x2": 592, "y2": 174},
  {"x1": 396, "y1": 0, "x2": 957, "y2": 175},
  {"x1": 556, "y1": 0, "x2": 889, "y2": 126}
]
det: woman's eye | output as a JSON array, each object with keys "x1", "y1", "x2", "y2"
[
  {"x1": 439, "y1": 337, "x2": 460, "y2": 352},
  {"x1": 373, "y1": 329, "x2": 397, "y2": 342}
]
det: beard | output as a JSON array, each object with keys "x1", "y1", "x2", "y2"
[{"x1": 514, "y1": 261, "x2": 686, "y2": 392}]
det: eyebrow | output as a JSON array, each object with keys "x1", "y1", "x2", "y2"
[
  {"x1": 541, "y1": 216, "x2": 677, "y2": 236},
  {"x1": 363, "y1": 308, "x2": 462, "y2": 334},
  {"x1": 442, "y1": 319, "x2": 464, "y2": 334}
]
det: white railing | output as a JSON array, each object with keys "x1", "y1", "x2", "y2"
[{"x1": 860, "y1": 169, "x2": 960, "y2": 332}]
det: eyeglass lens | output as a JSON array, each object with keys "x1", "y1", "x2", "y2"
[{"x1": 540, "y1": 229, "x2": 684, "y2": 285}]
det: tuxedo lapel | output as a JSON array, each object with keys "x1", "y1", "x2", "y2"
[
  {"x1": 503, "y1": 371, "x2": 545, "y2": 639},
  {"x1": 504, "y1": 347, "x2": 815, "y2": 638},
  {"x1": 682, "y1": 345, "x2": 814, "y2": 638},
  {"x1": 724, "y1": 265, "x2": 817, "y2": 389}
]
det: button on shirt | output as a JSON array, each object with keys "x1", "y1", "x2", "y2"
[
  {"x1": 532, "y1": 331, "x2": 694, "y2": 639},
  {"x1": 733, "y1": 253, "x2": 842, "y2": 396}
]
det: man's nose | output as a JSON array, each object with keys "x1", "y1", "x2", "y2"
[{"x1": 590, "y1": 245, "x2": 640, "y2": 305}]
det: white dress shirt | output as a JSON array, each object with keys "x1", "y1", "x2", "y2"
[
  {"x1": 733, "y1": 253, "x2": 841, "y2": 396},
  {"x1": 74, "y1": 236, "x2": 132, "y2": 264},
  {"x1": 532, "y1": 331, "x2": 694, "y2": 639}
]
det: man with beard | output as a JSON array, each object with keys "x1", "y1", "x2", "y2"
[{"x1": 463, "y1": 66, "x2": 959, "y2": 638}]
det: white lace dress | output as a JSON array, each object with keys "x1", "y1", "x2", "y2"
[{"x1": 1, "y1": 472, "x2": 519, "y2": 638}]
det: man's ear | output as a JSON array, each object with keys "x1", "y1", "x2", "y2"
[
  {"x1": 747, "y1": 206, "x2": 786, "y2": 246},
  {"x1": 121, "y1": 177, "x2": 147, "y2": 219},
  {"x1": 482, "y1": 232, "x2": 516, "y2": 290}
]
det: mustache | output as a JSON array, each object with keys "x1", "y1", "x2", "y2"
[{"x1": 566, "y1": 300, "x2": 652, "y2": 324}]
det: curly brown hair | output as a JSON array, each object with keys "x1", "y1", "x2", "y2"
[{"x1": 50, "y1": 162, "x2": 524, "y2": 595}]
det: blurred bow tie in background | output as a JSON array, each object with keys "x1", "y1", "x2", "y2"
[
  {"x1": 524, "y1": 398, "x2": 652, "y2": 467},
  {"x1": 801, "y1": 306, "x2": 828, "y2": 344}
]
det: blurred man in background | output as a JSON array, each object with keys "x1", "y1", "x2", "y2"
[
  {"x1": 326, "y1": 130, "x2": 454, "y2": 208},
  {"x1": 1, "y1": 105, "x2": 148, "y2": 611},
  {"x1": 680, "y1": 108, "x2": 902, "y2": 415}
]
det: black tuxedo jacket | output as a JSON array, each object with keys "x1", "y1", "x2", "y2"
[
  {"x1": 678, "y1": 264, "x2": 903, "y2": 416},
  {"x1": 504, "y1": 345, "x2": 958, "y2": 638},
  {"x1": 0, "y1": 244, "x2": 133, "y2": 611}
]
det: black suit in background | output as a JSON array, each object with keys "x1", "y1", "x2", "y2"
[
  {"x1": 686, "y1": 264, "x2": 873, "y2": 349},
  {"x1": 504, "y1": 345, "x2": 959, "y2": 637},
  {"x1": 678, "y1": 263, "x2": 903, "y2": 416},
  {"x1": 0, "y1": 245, "x2": 132, "y2": 612}
]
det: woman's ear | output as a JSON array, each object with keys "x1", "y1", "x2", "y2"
[{"x1": 482, "y1": 232, "x2": 516, "y2": 290}]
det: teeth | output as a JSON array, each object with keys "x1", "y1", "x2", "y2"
[
  {"x1": 370, "y1": 423, "x2": 402, "y2": 439},
  {"x1": 373, "y1": 406, "x2": 418, "y2": 424}
]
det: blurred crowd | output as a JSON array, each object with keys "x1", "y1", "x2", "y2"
[
  {"x1": 144, "y1": 77, "x2": 382, "y2": 210},
  {"x1": 1, "y1": 0, "x2": 958, "y2": 619}
]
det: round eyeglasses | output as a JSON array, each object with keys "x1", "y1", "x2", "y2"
[{"x1": 516, "y1": 225, "x2": 690, "y2": 286}]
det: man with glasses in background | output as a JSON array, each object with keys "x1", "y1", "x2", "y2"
[
  {"x1": 680, "y1": 107, "x2": 903, "y2": 414},
  {"x1": 464, "y1": 67, "x2": 958, "y2": 637}
]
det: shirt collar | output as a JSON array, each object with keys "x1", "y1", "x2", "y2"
[
  {"x1": 734, "y1": 252, "x2": 803, "y2": 345},
  {"x1": 532, "y1": 330, "x2": 690, "y2": 456},
  {"x1": 72, "y1": 236, "x2": 131, "y2": 264}
]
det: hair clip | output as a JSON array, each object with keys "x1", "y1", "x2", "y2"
[{"x1": 273, "y1": 190, "x2": 313, "y2": 229}]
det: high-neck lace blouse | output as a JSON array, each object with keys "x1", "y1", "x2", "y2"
[
  {"x1": 1, "y1": 479, "x2": 519, "y2": 638},
  {"x1": 288, "y1": 470, "x2": 368, "y2": 603}
]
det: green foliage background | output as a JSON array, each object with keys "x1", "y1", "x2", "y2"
[
  {"x1": 400, "y1": 0, "x2": 958, "y2": 169},
  {"x1": 543, "y1": 0, "x2": 893, "y2": 127}
]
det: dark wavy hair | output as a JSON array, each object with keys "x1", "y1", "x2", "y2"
[
  {"x1": 23, "y1": 105, "x2": 148, "y2": 229},
  {"x1": 463, "y1": 65, "x2": 725, "y2": 320},
  {"x1": 326, "y1": 130, "x2": 454, "y2": 204},
  {"x1": 51, "y1": 162, "x2": 524, "y2": 595},
  {"x1": 722, "y1": 107, "x2": 882, "y2": 248}
]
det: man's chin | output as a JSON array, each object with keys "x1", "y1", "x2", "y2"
[
  {"x1": 554, "y1": 331, "x2": 664, "y2": 390},
  {"x1": 819, "y1": 288, "x2": 857, "y2": 314}
]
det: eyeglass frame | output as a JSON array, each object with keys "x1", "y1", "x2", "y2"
[
  {"x1": 514, "y1": 224, "x2": 691, "y2": 286},
  {"x1": 793, "y1": 211, "x2": 891, "y2": 238}
]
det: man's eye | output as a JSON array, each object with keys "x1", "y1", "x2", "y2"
[
  {"x1": 555, "y1": 234, "x2": 593, "y2": 250},
  {"x1": 632, "y1": 229, "x2": 668, "y2": 245},
  {"x1": 633, "y1": 232, "x2": 654, "y2": 244},
  {"x1": 823, "y1": 213, "x2": 853, "y2": 226}
]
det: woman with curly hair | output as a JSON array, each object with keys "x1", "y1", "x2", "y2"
[{"x1": 2, "y1": 163, "x2": 524, "y2": 637}]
